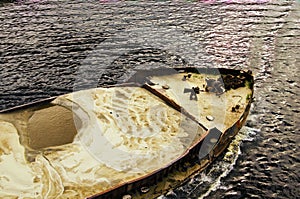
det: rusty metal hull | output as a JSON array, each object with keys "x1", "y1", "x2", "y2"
[
  {"x1": 0, "y1": 68, "x2": 254, "y2": 199},
  {"x1": 89, "y1": 68, "x2": 254, "y2": 199}
]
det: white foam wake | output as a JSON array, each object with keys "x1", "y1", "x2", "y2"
[{"x1": 196, "y1": 126, "x2": 259, "y2": 199}]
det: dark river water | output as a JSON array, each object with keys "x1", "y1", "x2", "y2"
[{"x1": 0, "y1": 0, "x2": 299, "y2": 198}]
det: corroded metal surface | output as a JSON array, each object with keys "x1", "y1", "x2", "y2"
[
  {"x1": 0, "y1": 0, "x2": 299, "y2": 198},
  {"x1": 0, "y1": 68, "x2": 253, "y2": 198}
]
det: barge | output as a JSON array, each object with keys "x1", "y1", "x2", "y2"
[{"x1": 0, "y1": 68, "x2": 254, "y2": 199}]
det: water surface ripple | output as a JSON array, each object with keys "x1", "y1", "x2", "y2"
[{"x1": 0, "y1": 0, "x2": 299, "y2": 198}]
